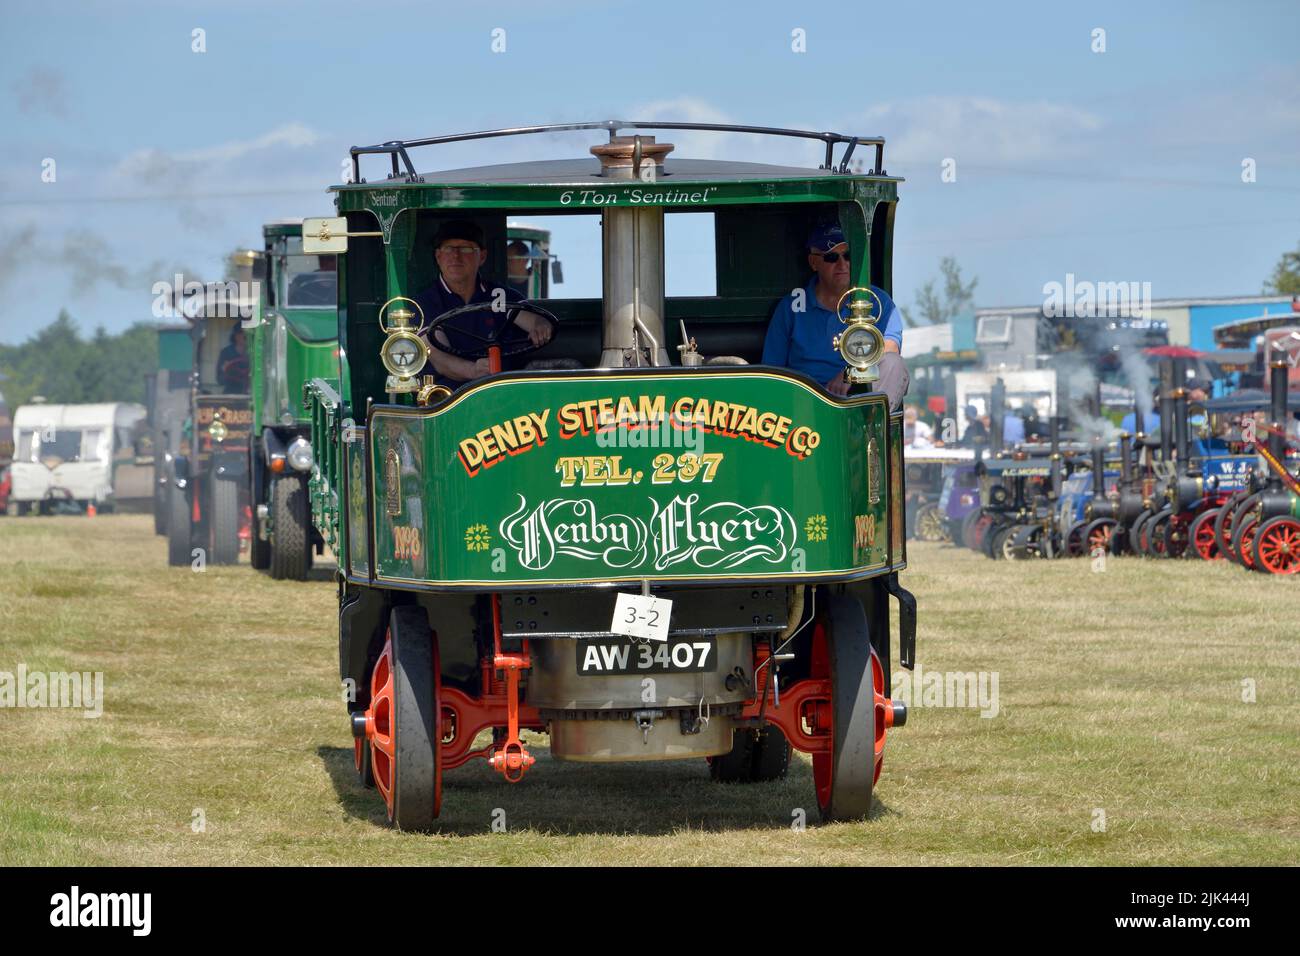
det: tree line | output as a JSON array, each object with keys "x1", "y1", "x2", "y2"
[{"x1": 0, "y1": 311, "x2": 159, "y2": 410}]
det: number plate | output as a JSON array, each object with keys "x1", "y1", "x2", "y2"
[{"x1": 576, "y1": 637, "x2": 717, "y2": 675}]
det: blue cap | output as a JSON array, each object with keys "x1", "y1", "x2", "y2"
[{"x1": 807, "y1": 223, "x2": 846, "y2": 252}]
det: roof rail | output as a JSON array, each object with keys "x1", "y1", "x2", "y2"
[{"x1": 347, "y1": 120, "x2": 886, "y2": 185}]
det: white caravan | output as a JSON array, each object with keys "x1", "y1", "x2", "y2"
[{"x1": 8, "y1": 402, "x2": 150, "y2": 514}]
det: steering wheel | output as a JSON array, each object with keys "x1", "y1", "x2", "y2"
[{"x1": 425, "y1": 300, "x2": 559, "y2": 361}]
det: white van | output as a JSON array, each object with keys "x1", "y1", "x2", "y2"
[{"x1": 9, "y1": 402, "x2": 150, "y2": 514}]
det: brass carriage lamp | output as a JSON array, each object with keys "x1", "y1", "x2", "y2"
[
  {"x1": 378, "y1": 297, "x2": 429, "y2": 394},
  {"x1": 208, "y1": 411, "x2": 227, "y2": 443},
  {"x1": 832, "y1": 286, "x2": 886, "y2": 385}
]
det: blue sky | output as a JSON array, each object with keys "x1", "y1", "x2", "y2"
[{"x1": 1, "y1": 0, "x2": 1298, "y2": 344}]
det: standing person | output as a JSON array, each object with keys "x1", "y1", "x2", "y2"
[
  {"x1": 761, "y1": 223, "x2": 908, "y2": 408},
  {"x1": 413, "y1": 221, "x2": 552, "y2": 386}
]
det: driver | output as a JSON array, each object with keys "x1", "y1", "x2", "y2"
[
  {"x1": 761, "y1": 223, "x2": 908, "y2": 408},
  {"x1": 414, "y1": 221, "x2": 552, "y2": 385}
]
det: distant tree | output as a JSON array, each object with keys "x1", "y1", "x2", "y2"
[
  {"x1": 1263, "y1": 242, "x2": 1300, "y2": 296},
  {"x1": 902, "y1": 257, "x2": 978, "y2": 326},
  {"x1": 0, "y1": 312, "x2": 157, "y2": 407}
]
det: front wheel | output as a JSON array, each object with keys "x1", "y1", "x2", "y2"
[
  {"x1": 167, "y1": 484, "x2": 191, "y2": 567},
  {"x1": 1188, "y1": 508, "x2": 1221, "y2": 560},
  {"x1": 369, "y1": 606, "x2": 441, "y2": 831},
  {"x1": 813, "y1": 595, "x2": 882, "y2": 822},
  {"x1": 210, "y1": 479, "x2": 240, "y2": 565},
  {"x1": 914, "y1": 503, "x2": 947, "y2": 542},
  {"x1": 269, "y1": 475, "x2": 311, "y2": 580},
  {"x1": 1252, "y1": 516, "x2": 1300, "y2": 575}
]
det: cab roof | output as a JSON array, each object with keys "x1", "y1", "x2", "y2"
[{"x1": 333, "y1": 120, "x2": 899, "y2": 192}]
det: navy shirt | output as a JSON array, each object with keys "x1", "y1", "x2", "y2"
[
  {"x1": 413, "y1": 273, "x2": 526, "y2": 384},
  {"x1": 762, "y1": 278, "x2": 903, "y2": 386}
]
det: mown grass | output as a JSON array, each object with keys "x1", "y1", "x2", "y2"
[{"x1": 0, "y1": 515, "x2": 1296, "y2": 865}]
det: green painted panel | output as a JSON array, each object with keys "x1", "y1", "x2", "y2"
[
  {"x1": 366, "y1": 370, "x2": 890, "y2": 588},
  {"x1": 158, "y1": 328, "x2": 192, "y2": 371}
]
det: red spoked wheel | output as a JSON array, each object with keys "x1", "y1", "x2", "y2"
[
  {"x1": 1188, "y1": 509, "x2": 1221, "y2": 560},
  {"x1": 1232, "y1": 512, "x2": 1261, "y2": 571},
  {"x1": 1082, "y1": 518, "x2": 1116, "y2": 555},
  {"x1": 1251, "y1": 516, "x2": 1300, "y2": 575},
  {"x1": 810, "y1": 595, "x2": 887, "y2": 822},
  {"x1": 367, "y1": 606, "x2": 441, "y2": 830}
]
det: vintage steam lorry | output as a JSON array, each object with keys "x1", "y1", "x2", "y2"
[
  {"x1": 165, "y1": 253, "x2": 258, "y2": 566},
  {"x1": 303, "y1": 121, "x2": 917, "y2": 828},
  {"x1": 246, "y1": 221, "x2": 340, "y2": 579}
]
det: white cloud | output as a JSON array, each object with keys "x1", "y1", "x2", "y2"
[
  {"x1": 112, "y1": 122, "x2": 322, "y2": 185},
  {"x1": 854, "y1": 96, "x2": 1104, "y2": 167}
]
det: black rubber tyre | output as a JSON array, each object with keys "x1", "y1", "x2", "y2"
[
  {"x1": 354, "y1": 735, "x2": 374, "y2": 789},
  {"x1": 959, "y1": 510, "x2": 983, "y2": 550},
  {"x1": 249, "y1": 460, "x2": 271, "y2": 571},
  {"x1": 752, "y1": 728, "x2": 791, "y2": 781},
  {"x1": 167, "y1": 484, "x2": 191, "y2": 567},
  {"x1": 210, "y1": 479, "x2": 240, "y2": 565},
  {"x1": 153, "y1": 483, "x2": 167, "y2": 536},
  {"x1": 388, "y1": 606, "x2": 439, "y2": 831},
  {"x1": 269, "y1": 475, "x2": 311, "y2": 580},
  {"x1": 817, "y1": 594, "x2": 877, "y2": 822},
  {"x1": 986, "y1": 523, "x2": 1012, "y2": 560},
  {"x1": 710, "y1": 727, "x2": 790, "y2": 783},
  {"x1": 709, "y1": 728, "x2": 756, "y2": 783}
]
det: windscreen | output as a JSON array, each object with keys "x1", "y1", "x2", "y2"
[{"x1": 283, "y1": 237, "x2": 338, "y2": 307}]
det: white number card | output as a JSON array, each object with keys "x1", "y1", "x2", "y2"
[{"x1": 610, "y1": 592, "x2": 673, "y2": 642}]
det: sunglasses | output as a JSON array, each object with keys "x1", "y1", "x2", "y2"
[
  {"x1": 814, "y1": 250, "x2": 850, "y2": 263},
  {"x1": 439, "y1": 244, "x2": 482, "y2": 257}
]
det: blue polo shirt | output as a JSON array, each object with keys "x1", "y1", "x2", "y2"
[
  {"x1": 413, "y1": 273, "x2": 527, "y2": 383},
  {"x1": 761, "y1": 278, "x2": 903, "y2": 385}
]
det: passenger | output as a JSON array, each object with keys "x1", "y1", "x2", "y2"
[
  {"x1": 761, "y1": 224, "x2": 908, "y2": 408},
  {"x1": 903, "y1": 405, "x2": 934, "y2": 448},
  {"x1": 216, "y1": 326, "x2": 249, "y2": 393},
  {"x1": 413, "y1": 221, "x2": 552, "y2": 386},
  {"x1": 506, "y1": 240, "x2": 532, "y2": 297}
]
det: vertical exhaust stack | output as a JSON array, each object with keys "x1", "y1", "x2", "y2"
[
  {"x1": 1091, "y1": 443, "x2": 1106, "y2": 498},
  {"x1": 1172, "y1": 358, "x2": 1190, "y2": 466},
  {"x1": 1119, "y1": 433, "x2": 1132, "y2": 486},
  {"x1": 1158, "y1": 359, "x2": 1175, "y2": 462},
  {"x1": 591, "y1": 136, "x2": 673, "y2": 368},
  {"x1": 990, "y1": 378, "x2": 1006, "y2": 455},
  {"x1": 1269, "y1": 354, "x2": 1288, "y2": 464}
]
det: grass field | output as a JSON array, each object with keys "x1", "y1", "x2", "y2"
[{"x1": 1, "y1": 514, "x2": 1296, "y2": 866}]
